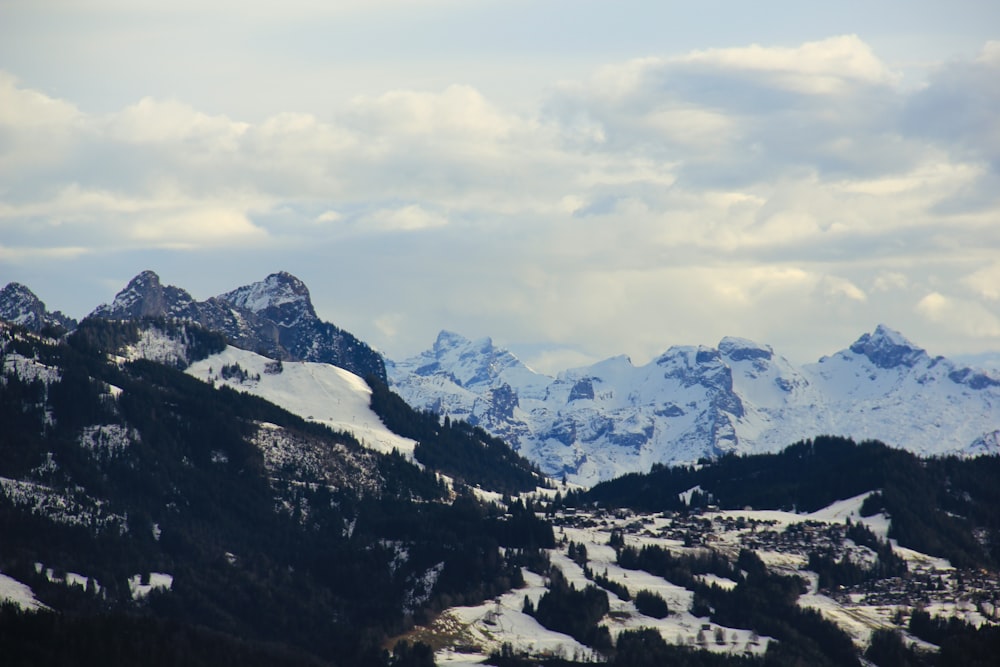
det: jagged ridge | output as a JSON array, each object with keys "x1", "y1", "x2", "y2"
[
  {"x1": 0, "y1": 283, "x2": 77, "y2": 334},
  {"x1": 389, "y1": 326, "x2": 1000, "y2": 486},
  {"x1": 85, "y1": 271, "x2": 386, "y2": 382}
]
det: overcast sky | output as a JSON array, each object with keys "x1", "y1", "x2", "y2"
[{"x1": 2, "y1": 0, "x2": 999, "y2": 373}]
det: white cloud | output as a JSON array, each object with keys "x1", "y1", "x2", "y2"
[
  {"x1": 0, "y1": 73, "x2": 85, "y2": 174},
  {"x1": 2, "y1": 30, "x2": 1000, "y2": 364},
  {"x1": 916, "y1": 292, "x2": 1000, "y2": 337},
  {"x1": 963, "y1": 263, "x2": 1000, "y2": 301},
  {"x1": 872, "y1": 272, "x2": 909, "y2": 293},
  {"x1": 820, "y1": 275, "x2": 867, "y2": 302},
  {"x1": 106, "y1": 97, "x2": 248, "y2": 146},
  {"x1": 129, "y1": 208, "x2": 268, "y2": 248},
  {"x1": 315, "y1": 210, "x2": 342, "y2": 224},
  {"x1": 364, "y1": 205, "x2": 449, "y2": 232},
  {"x1": 346, "y1": 85, "x2": 526, "y2": 147},
  {"x1": 0, "y1": 72, "x2": 81, "y2": 128},
  {"x1": 679, "y1": 35, "x2": 898, "y2": 93},
  {"x1": 0, "y1": 245, "x2": 90, "y2": 263}
]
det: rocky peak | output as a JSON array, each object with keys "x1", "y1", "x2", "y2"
[
  {"x1": 0, "y1": 282, "x2": 77, "y2": 333},
  {"x1": 84, "y1": 271, "x2": 385, "y2": 382},
  {"x1": 218, "y1": 271, "x2": 315, "y2": 328},
  {"x1": 849, "y1": 324, "x2": 926, "y2": 369},
  {"x1": 90, "y1": 270, "x2": 198, "y2": 320},
  {"x1": 719, "y1": 336, "x2": 774, "y2": 362},
  {"x1": 0, "y1": 283, "x2": 43, "y2": 324},
  {"x1": 655, "y1": 345, "x2": 726, "y2": 372},
  {"x1": 433, "y1": 330, "x2": 472, "y2": 355}
]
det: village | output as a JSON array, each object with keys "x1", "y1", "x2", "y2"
[{"x1": 425, "y1": 492, "x2": 1000, "y2": 665}]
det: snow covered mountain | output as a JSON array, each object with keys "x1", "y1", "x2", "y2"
[
  {"x1": 388, "y1": 326, "x2": 1000, "y2": 485},
  {"x1": 88, "y1": 270, "x2": 386, "y2": 382},
  {"x1": 0, "y1": 283, "x2": 77, "y2": 334}
]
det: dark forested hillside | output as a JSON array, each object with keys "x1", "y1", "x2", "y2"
[{"x1": 0, "y1": 323, "x2": 548, "y2": 665}]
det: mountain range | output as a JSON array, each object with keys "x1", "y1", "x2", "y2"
[
  {"x1": 2, "y1": 272, "x2": 1000, "y2": 666},
  {"x1": 388, "y1": 328, "x2": 1000, "y2": 485},
  {"x1": 16, "y1": 270, "x2": 387, "y2": 383},
  {"x1": 4, "y1": 272, "x2": 1000, "y2": 487}
]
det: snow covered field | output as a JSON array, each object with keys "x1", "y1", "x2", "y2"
[{"x1": 187, "y1": 347, "x2": 417, "y2": 457}]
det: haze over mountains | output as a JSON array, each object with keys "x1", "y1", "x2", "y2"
[{"x1": 4, "y1": 271, "x2": 999, "y2": 486}]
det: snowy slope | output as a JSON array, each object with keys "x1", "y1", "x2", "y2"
[
  {"x1": 0, "y1": 572, "x2": 48, "y2": 611},
  {"x1": 187, "y1": 347, "x2": 416, "y2": 457},
  {"x1": 389, "y1": 326, "x2": 1000, "y2": 486}
]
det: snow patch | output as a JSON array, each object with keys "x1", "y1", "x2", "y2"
[
  {"x1": 122, "y1": 327, "x2": 189, "y2": 367},
  {"x1": 128, "y1": 572, "x2": 173, "y2": 599},
  {"x1": 0, "y1": 572, "x2": 48, "y2": 612}
]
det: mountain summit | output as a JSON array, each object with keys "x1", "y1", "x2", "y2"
[
  {"x1": 0, "y1": 282, "x2": 77, "y2": 333},
  {"x1": 847, "y1": 324, "x2": 927, "y2": 369},
  {"x1": 219, "y1": 271, "x2": 313, "y2": 326},
  {"x1": 389, "y1": 325, "x2": 1000, "y2": 485},
  {"x1": 88, "y1": 271, "x2": 387, "y2": 382},
  {"x1": 90, "y1": 270, "x2": 200, "y2": 320}
]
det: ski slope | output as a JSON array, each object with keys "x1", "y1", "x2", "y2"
[{"x1": 187, "y1": 347, "x2": 417, "y2": 457}]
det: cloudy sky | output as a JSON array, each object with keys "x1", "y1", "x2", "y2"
[{"x1": 2, "y1": 0, "x2": 999, "y2": 372}]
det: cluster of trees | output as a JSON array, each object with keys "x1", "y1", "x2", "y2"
[
  {"x1": 904, "y1": 609, "x2": 1000, "y2": 667},
  {"x1": 583, "y1": 566, "x2": 631, "y2": 602},
  {"x1": 866, "y1": 612, "x2": 1000, "y2": 667},
  {"x1": 527, "y1": 567, "x2": 612, "y2": 652},
  {"x1": 0, "y1": 603, "x2": 332, "y2": 667},
  {"x1": 632, "y1": 590, "x2": 670, "y2": 619},
  {"x1": 613, "y1": 629, "x2": 760, "y2": 667},
  {"x1": 219, "y1": 362, "x2": 259, "y2": 383},
  {"x1": 492, "y1": 627, "x2": 761, "y2": 667},
  {"x1": 69, "y1": 317, "x2": 227, "y2": 369},
  {"x1": 617, "y1": 543, "x2": 740, "y2": 591}
]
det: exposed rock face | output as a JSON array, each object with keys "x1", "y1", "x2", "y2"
[
  {"x1": 0, "y1": 282, "x2": 77, "y2": 333},
  {"x1": 88, "y1": 271, "x2": 386, "y2": 382},
  {"x1": 90, "y1": 270, "x2": 200, "y2": 321}
]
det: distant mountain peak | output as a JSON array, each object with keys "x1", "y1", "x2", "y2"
[
  {"x1": 0, "y1": 282, "x2": 42, "y2": 319},
  {"x1": 1, "y1": 282, "x2": 37, "y2": 300},
  {"x1": 218, "y1": 272, "x2": 315, "y2": 327},
  {"x1": 719, "y1": 336, "x2": 773, "y2": 362},
  {"x1": 849, "y1": 324, "x2": 926, "y2": 369},
  {"x1": 90, "y1": 270, "x2": 198, "y2": 320},
  {"x1": 132, "y1": 269, "x2": 162, "y2": 284},
  {"x1": 433, "y1": 330, "x2": 471, "y2": 352},
  {"x1": 83, "y1": 271, "x2": 386, "y2": 382},
  {"x1": 0, "y1": 282, "x2": 77, "y2": 333}
]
